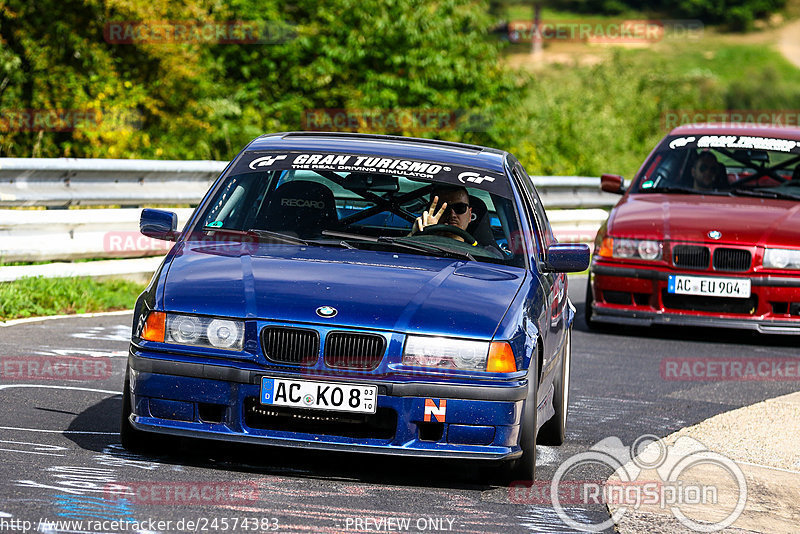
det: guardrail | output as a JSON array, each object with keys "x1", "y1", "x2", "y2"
[
  {"x1": 0, "y1": 158, "x2": 226, "y2": 207},
  {"x1": 0, "y1": 207, "x2": 607, "y2": 265},
  {"x1": 0, "y1": 158, "x2": 611, "y2": 282},
  {"x1": 0, "y1": 158, "x2": 619, "y2": 208}
]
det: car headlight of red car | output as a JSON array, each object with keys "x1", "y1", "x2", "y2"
[
  {"x1": 598, "y1": 237, "x2": 662, "y2": 261},
  {"x1": 141, "y1": 311, "x2": 244, "y2": 351},
  {"x1": 763, "y1": 248, "x2": 800, "y2": 270}
]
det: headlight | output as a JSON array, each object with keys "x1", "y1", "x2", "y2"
[
  {"x1": 598, "y1": 237, "x2": 662, "y2": 261},
  {"x1": 402, "y1": 336, "x2": 518, "y2": 373},
  {"x1": 139, "y1": 312, "x2": 244, "y2": 351},
  {"x1": 403, "y1": 336, "x2": 489, "y2": 371},
  {"x1": 763, "y1": 248, "x2": 800, "y2": 270}
]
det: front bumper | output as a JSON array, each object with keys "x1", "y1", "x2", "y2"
[
  {"x1": 127, "y1": 350, "x2": 528, "y2": 460},
  {"x1": 589, "y1": 263, "x2": 800, "y2": 335}
]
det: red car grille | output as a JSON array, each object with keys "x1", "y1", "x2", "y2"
[
  {"x1": 712, "y1": 248, "x2": 752, "y2": 272},
  {"x1": 672, "y1": 245, "x2": 752, "y2": 273},
  {"x1": 672, "y1": 245, "x2": 710, "y2": 269}
]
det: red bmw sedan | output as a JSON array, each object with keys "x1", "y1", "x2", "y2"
[{"x1": 587, "y1": 124, "x2": 800, "y2": 334}]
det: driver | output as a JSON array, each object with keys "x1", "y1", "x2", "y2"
[
  {"x1": 691, "y1": 152, "x2": 721, "y2": 191},
  {"x1": 410, "y1": 185, "x2": 472, "y2": 242}
]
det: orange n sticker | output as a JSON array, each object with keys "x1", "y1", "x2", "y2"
[{"x1": 423, "y1": 399, "x2": 447, "y2": 422}]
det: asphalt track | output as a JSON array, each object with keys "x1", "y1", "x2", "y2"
[{"x1": 0, "y1": 275, "x2": 798, "y2": 534}]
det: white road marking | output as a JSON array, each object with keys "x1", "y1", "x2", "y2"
[
  {"x1": 0, "y1": 384, "x2": 119, "y2": 394},
  {"x1": 0, "y1": 427, "x2": 117, "y2": 435},
  {"x1": 0, "y1": 448, "x2": 64, "y2": 456},
  {"x1": 0, "y1": 310, "x2": 132, "y2": 327}
]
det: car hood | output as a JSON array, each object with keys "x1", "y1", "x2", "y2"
[
  {"x1": 161, "y1": 242, "x2": 525, "y2": 339},
  {"x1": 609, "y1": 194, "x2": 800, "y2": 247}
]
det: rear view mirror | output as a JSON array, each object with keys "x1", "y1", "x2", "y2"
[
  {"x1": 732, "y1": 149, "x2": 769, "y2": 163},
  {"x1": 545, "y1": 243, "x2": 590, "y2": 272},
  {"x1": 344, "y1": 173, "x2": 399, "y2": 192},
  {"x1": 140, "y1": 209, "x2": 178, "y2": 241},
  {"x1": 600, "y1": 174, "x2": 625, "y2": 194}
]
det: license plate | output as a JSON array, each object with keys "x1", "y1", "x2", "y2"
[
  {"x1": 260, "y1": 377, "x2": 377, "y2": 414},
  {"x1": 668, "y1": 275, "x2": 751, "y2": 298}
]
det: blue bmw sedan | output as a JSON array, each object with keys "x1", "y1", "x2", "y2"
[{"x1": 122, "y1": 132, "x2": 589, "y2": 483}]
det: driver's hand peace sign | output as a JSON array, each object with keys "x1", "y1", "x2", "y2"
[{"x1": 412, "y1": 196, "x2": 447, "y2": 234}]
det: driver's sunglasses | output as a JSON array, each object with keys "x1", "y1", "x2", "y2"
[
  {"x1": 698, "y1": 163, "x2": 713, "y2": 172},
  {"x1": 444, "y1": 202, "x2": 470, "y2": 215}
]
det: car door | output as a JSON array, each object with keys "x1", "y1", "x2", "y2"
[{"x1": 512, "y1": 163, "x2": 565, "y2": 385}]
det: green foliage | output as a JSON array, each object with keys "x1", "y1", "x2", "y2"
[
  {"x1": 674, "y1": 0, "x2": 786, "y2": 31},
  {"x1": 0, "y1": 276, "x2": 145, "y2": 320},
  {"x1": 543, "y1": 0, "x2": 787, "y2": 29},
  {"x1": 1, "y1": 0, "x2": 523, "y2": 159}
]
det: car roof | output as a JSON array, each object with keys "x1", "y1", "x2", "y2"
[
  {"x1": 244, "y1": 132, "x2": 510, "y2": 174},
  {"x1": 668, "y1": 123, "x2": 800, "y2": 140}
]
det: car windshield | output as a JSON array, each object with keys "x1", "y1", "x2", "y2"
[
  {"x1": 191, "y1": 155, "x2": 526, "y2": 267},
  {"x1": 631, "y1": 134, "x2": 800, "y2": 200}
]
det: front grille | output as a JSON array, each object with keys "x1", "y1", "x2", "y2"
[
  {"x1": 261, "y1": 327, "x2": 319, "y2": 365},
  {"x1": 324, "y1": 332, "x2": 386, "y2": 370},
  {"x1": 244, "y1": 397, "x2": 396, "y2": 439},
  {"x1": 713, "y1": 248, "x2": 752, "y2": 272},
  {"x1": 662, "y1": 290, "x2": 758, "y2": 315},
  {"x1": 673, "y1": 245, "x2": 710, "y2": 269}
]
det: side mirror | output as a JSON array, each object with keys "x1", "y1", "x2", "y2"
[
  {"x1": 140, "y1": 209, "x2": 178, "y2": 241},
  {"x1": 545, "y1": 243, "x2": 590, "y2": 273},
  {"x1": 600, "y1": 174, "x2": 625, "y2": 194}
]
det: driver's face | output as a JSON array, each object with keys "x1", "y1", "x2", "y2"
[
  {"x1": 692, "y1": 157, "x2": 717, "y2": 189},
  {"x1": 436, "y1": 190, "x2": 472, "y2": 230}
]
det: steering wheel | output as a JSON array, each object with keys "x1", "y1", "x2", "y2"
[{"x1": 418, "y1": 224, "x2": 478, "y2": 246}]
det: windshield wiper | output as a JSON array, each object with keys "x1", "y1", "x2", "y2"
[
  {"x1": 646, "y1": 186, "x2": 727, "y2": 195},
  {"x1": 321, "y1": 230, "x2": 475, "y2": 261},
  {"x1": 645, "y1": 186, "x2": 702, "y2": 194},
  {"x1": 729, "y1": 188, "x2": 800, "y2": 201},
  {"x1": 202, "y1": 227, "x2": 309, "y2": 245},
  {"x1": 378, "y1": 237, "x2": 475, "y2": 261}
]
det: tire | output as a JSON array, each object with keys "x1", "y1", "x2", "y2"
[
  {"x1": 120, "y1": 370, "x2": 149, "y2": 453},
  {"x1": 537, "y1": 328, "x2": 570, "y2": 446},
  {"x1": 495, "y1": 370, "x2": 538, "y2": 485}
]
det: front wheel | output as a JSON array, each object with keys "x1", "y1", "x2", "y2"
[
  {"x1": 537, "y1": 328, "x2": 571, "y2": 445},
  {"x1": 495, "y1": 377, "x2": 537, "y2": 485}
]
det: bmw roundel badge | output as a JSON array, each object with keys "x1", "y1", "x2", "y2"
[
  {"x1": 316, "y1": 306, "x2": 338, "y2": 318},
  {"x1": 707, "y1": 230, "x2": 722, "y2": 240}
]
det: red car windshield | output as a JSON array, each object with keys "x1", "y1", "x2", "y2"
[{"x1": 632, "y1": 137, "x2": 800, "y2": 200}]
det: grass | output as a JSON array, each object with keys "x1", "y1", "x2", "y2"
[{"x1": 0, "y1": 276, "x2": 145, "y2": 321}]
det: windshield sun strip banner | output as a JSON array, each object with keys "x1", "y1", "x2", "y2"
[
  {"x1": 668, "y1": 134, "x2": 800, "y2": 153},
  {"x1": 231, "y1": 151, "x2": 511, "y2": 197}
]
